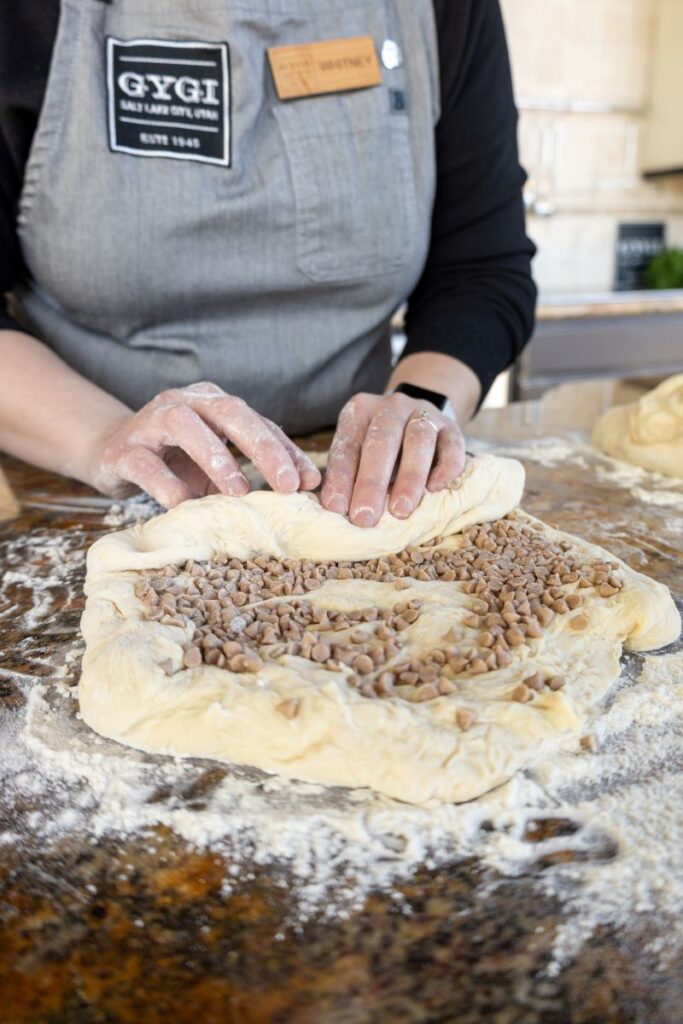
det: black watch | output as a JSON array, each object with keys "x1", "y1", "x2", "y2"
[{"x1": 393, "y1": 382, "x2": 449, "y2": 412}]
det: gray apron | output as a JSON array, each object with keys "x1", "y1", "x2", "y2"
[{"x1": 14, "y1": 0, "x2": 439, "y2": 435}]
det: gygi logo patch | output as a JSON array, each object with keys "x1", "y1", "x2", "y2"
[{"x1": 106, "y1": 38, "x2": 231, "y2": 166}]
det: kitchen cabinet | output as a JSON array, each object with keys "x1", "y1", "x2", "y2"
[{"x1": 643, "y1": 0, "x2": 683, "y2": 177}]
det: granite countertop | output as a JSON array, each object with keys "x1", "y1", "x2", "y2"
[
  {"x1": 1, "y1": 411, "x2": 682, "y2": 1023},
  {"x1": 537, "y1": 289, "x2": 683, "y2": 321}
]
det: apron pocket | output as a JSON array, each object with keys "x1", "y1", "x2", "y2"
[{"x1": 274, "y1": 96, "x2": 418, "y2": 284}]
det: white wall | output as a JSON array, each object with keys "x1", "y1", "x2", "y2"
[{"x1": 500, "y1": 0, "x2": 683, "y2": 293}]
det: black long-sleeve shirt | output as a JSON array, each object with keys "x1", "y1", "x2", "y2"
[{"x1": 0, "y1": 0, "x2": 536, "y2": 400}]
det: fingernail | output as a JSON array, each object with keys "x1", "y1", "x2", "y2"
[
  {"x1": 323, "y1": 492, "x2": 347, "y2": 514},
  {"x1": 227, "y1": 471, "x2": 249, "y2": 495},
  {"x1": 390, "y1": 496, "x2": 413, "y2": 518},
  {"x1": 276, "y1": 466, "x2": 299, "y2": 492},
  {"x1": 304, "y1": 468, "x2": 322, "y2": 489},
  {"x1": 350, "y1": 506, "x2": 376, "y2": 528}
]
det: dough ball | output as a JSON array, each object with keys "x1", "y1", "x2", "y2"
[{"x1": 592, "y1": 374, "x2": 683, "y2": 478}]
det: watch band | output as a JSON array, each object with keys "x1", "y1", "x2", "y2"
[{"x1": 393, "y1": 382, "x2": 449, "y2": 412}]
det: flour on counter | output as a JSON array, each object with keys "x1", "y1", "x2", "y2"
[
  {"x1": 1, "y1": 642, "x2": 682, "y2": 975},
  {"x1": 631, "y1": 488, "x2": 683, "y2": 507},
  {"x1": 103, "y1": 493, "x2": 161, "y2": 528},
  {"x1": 471, "y1": 433, "x2": 683, "y2": 510},
  {"x1": 485, "y1": 650, "x2": 683, "y2": 974},
  {"x1": 0, "y1": 530, "x2": 84, "y2": 631},
  {"x1": 589, "y1": 452, "x2": 683, "y2": 506},
  {"x1": 469, "y1": 434, "x2": 591, "y2": 468}
]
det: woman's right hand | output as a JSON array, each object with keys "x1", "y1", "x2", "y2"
[{"x1": 89, "y1": 382, "x2": 321, "y2": 507}]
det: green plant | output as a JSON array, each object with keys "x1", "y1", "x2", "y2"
[{"x1": 644, "y1": 248, "x2": 683, "y2": 290}]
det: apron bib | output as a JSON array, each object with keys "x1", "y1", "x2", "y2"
[{"x1": 15, "y1": 0, "x2": 439, "y2": 434}]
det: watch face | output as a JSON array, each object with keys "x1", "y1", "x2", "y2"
[{"x1": 396, "y1": 383, "x2": 448, "y2": 411}]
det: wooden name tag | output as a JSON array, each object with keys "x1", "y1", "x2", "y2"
[{"x1": 268, "y1": 35, "x2": 382, "y2": 101}]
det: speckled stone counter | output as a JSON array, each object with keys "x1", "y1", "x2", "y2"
[{"x1": 1, "y1": 420, "x2": 682, "y2": 1024}]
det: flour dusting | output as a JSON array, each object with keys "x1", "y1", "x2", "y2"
[
  {"x1": 470, "y1": 434, "x2": 591, "y2": 469},
  {"x1": 1, "y1": 642, "x2": 681, "y2": 973},
  {"x1": 0, "y1": 530, "x2": 84, "y2": 632},
  {"x1": 471, "y1": 433, "x2": 683, "y2": 510},
  {"x1": 591, "y1": 454, "x2": 683, "y2": 506}
]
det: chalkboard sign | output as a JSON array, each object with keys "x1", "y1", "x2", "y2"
[{"x1": 614, "y1": 223, "x2": 666, "y2": 291}]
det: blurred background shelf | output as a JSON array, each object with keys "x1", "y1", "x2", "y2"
[{"x1": 537, "y1": 288, "x2": 683, "y2": 319}]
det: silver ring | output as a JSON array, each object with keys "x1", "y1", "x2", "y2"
[{"x1": 409, "y1": 409, "x2": 439, "y2": 434}]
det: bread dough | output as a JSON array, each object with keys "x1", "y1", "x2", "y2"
[
  {"x1": 79, "y1": 454, "x2": 680, "y2": 805},
  {"x1": 592, "y1": 374, "x2": 683, "y2": 478}
]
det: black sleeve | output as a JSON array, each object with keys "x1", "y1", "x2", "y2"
[
  {"x1": 403, "y1": 0, "x2": 537, "y2": 401},
  {"x1": 0, "y1": 129, "x2": 20, "y2": 331},
  {"x1": 0, "y1": 0, "x2": 59, "y2": 332}
]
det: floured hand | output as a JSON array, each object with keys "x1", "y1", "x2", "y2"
[
  {"x1": 89, "y1": 383, "x2": 321, "y2": 507},
  {"x1": 321, "y1": 391, "x2": 466, "y2": 528}
]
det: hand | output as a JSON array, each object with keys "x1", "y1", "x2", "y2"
[
  {"x1": 90, "y1": 382, "x2": 321, "y2": 507},
  {"x1": 321, "y1": 391, "x2": 466, "y2": 527}
]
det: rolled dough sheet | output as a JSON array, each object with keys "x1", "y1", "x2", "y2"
[{"x1": 79, "y1": 454, "x2": 680, "y2": 805}]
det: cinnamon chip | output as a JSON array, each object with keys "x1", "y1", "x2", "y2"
[
  {"x1": 455, "y1": 708, "x2": 475, "y2": 732},
  {"x1": 276, "y1": 698, "x2": 300, "y2": 720},
  {"x1": 352, "y1": 654, "x2": 374, "y2": 676},
  {"x1": 311, "y1": 643, "x2": 331, "y2": 663},
  {"x1": 512, "y1": 683, "x2": 531, "y2": 703},
  {"x1": 140, "y1": 514, "x2": 622, "y2": 709},
  {"x1": 182, "y1": 645, "x2": 202, "y2": 669}
]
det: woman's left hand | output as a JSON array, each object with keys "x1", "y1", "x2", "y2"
[{"x1": 320, "y1": 391, "x2": 466, "y2": 527}]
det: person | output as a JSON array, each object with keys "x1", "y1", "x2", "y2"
[{"x1": 0, "y1": 0, "x2": 536, "y2": 528}]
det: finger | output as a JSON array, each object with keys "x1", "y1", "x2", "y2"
[
  {"x1": 165, "y1": 448, "x2": 214, "y2": 498},
  {"x1": 427, "y1": 425, "x2": 467, "y2": 491},
  {"x1": 195, "y1": 397, "x2": 300, "y2": 493},
  {"x1": 163, "y1": 406, "x2": 249, "y2": 496},
  {"x1": 117, "y1": 446, "x2": 195, "y2": 508},
  {"x1": 320, "y1": 399, "x2": 372, "y2": 515},
  {"x1": 349, "y1": 406, "x2": 408, "y2": 527},
  {"x1": 388, "y1": 413, "x2": 440, "y2": 518},
  {"x1": 263, "y1": 419, "x2": 322, "y2": 491}
]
